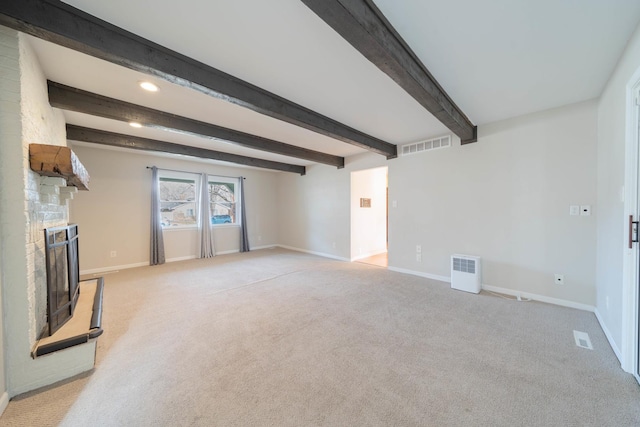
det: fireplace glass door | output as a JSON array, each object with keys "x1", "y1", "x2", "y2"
[{"x1": 44, "y1": 224, "x2": 80, "y2": 336}]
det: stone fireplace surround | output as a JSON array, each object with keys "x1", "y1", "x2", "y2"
[{"x1": 0, "y1": 28, "x2": 98, "y2": 401}]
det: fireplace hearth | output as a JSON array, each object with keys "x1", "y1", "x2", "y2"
[{"x1": 36, "y1": 223, "x2": 104, "y2": 358}]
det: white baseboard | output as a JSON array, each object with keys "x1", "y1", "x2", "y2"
[
  {"x1": 387, "y1": 266, "x2": 450, "y2": 283},
  {"x1": 482, "y1": 284, "x2": 595, "y2": 312},
  {"x1": 594, "y1": 308, "x2": 622, "y2": 363},
  {"x1": 80, "y1": 261, "x2": 148, "y2": 276},
  {"x1": 214, "y1": 250, "x2": 238, "y2": 256},
  {"x1": 277, "y1": 245, "x2": 350, "y2": 262},
  {"x1": 0, "y1": 391, "x2": 8, "y2": 417},
  {"x1": 80, "y1": 255, "x2": 197, "y2": 276},
  {"x1": 351, "y1": 249, "x2": 388, "y2": 262},
  {"x1": 79, "y1": 248, "x2": 280, "y2": 276},
  {"x1": 383, "y1": 267, "x2": 596, "y2": 313},
  {"x1": 249, "y1": 245, "x2": 277, "y2": 251},
  {"x1": 166, "y1": 255, "x2": 197, "y2": 263}
]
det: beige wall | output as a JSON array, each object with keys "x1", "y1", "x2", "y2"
[
  {"x1": 596, "y1": 23, "x2": 640, "y2": 357},
  {"x1": 69, "y1": 144, "x2": 280, "y2": 273},
  {"x1": 279, "y1": 100, "x2": 598, "y2": 307},
  {"x1": 278, "y1": 153, "x2": 386, "y2": 260},
  {"x1": 393, "y1": 101, "x2": 597, "y2": 305}
]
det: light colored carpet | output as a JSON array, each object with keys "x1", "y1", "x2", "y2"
[{"x1": 1, "y1": 248, "x2": 639, "y2": 426}]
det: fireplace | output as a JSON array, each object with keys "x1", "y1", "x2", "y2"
[{"x1": 44, "y1": 224, "x2": 80, "y2": 336}]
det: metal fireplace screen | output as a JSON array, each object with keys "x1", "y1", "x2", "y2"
[{"x1": 44, "y1": 224, "x2": 80, "y2": 336}]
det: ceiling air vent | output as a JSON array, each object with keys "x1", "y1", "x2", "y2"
[{"x1": 401, "y1": 135, "x2": 451, "y2": 157}]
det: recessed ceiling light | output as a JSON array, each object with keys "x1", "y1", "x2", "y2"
[
  {"x1": 139, "y1": 81, "x2": 159, "y2": 92},
  {"x1": 129, "y1": 122, "x2": 143, "y2": 128}
]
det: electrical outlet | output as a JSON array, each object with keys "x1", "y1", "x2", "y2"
[
  {"x1": 110, "y1": 250, "x2": 117, "y2": 258},
  {"x1": 416, "y1": 245, "x2": 421, "y2": 253},
  {"x1": 416, "y1": 253, "x2": 422, "y2": 262},
  {"x1": 580, "y1": 205, "x2": 591, "y2": 216},
  {"x1": 554, "y1": 274, "x2": 564, "y2": 285},
  {"x1": 569, "y1": 205, "x2": 580, "y2": 216}
]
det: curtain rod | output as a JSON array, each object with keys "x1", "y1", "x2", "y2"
[{"x1": 146, "y1": 166, "x2": 245, "y2": 180}]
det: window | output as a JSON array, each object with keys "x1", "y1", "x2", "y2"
[
  {"x1": 159, "y1": 175, "x2": 197, "y2": 228},
  {"x1": 209, "y1": 177, "x2": 239, "y2": 225},
  {"x1": 157, "y1": 172, "x2": 240, "y2": 228}
]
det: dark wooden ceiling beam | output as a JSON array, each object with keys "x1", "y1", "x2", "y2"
[
  {"x1": 0, "y1": 0, "x2": 397, "y2": 158},
  {"x1": 48, "y1": 81, "x2": 344, "y2": 168},
  {"x1": 301, "y1": 0, "x2": 477, "y2": 144},
  {"x1": 66, "y1": 125, "x2": 306, "y2": 175}
]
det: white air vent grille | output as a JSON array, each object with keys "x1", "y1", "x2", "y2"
[
  {"x1": 401, "y1": 135, "x2": 451, "y2": 156},
  {"x1": 453, "y1": 257, "x2": 476, "y2": 274},
  {"x1": 451, "y1": 255, "x2": 482, "y2": 294}
]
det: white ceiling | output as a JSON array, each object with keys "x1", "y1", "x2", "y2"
[{"x1": 25, "y1": 0, "x2": 640, "y2": 170}]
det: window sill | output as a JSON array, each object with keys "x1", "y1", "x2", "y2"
[
  {"x1": 161, "y1": 224, "x2": 241, "y2": 231},
  {"x1": 162, "y1": 226, "x2": 198, "y2": 232}
]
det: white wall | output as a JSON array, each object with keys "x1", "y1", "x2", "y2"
[
  {"x1": 69, "y1": 144, "x2": 280, "y2": 273},
  {"x1": 0, "y1": 25, "x2": 16, "y2": 412},
  {"x1": 596, "y1": 24, "x2": 640, "y2": 356},
  {"x1": 279, "y1": 100, "x2": 598, "y2": 307},
  {"x1": 0, "y1": 264, "x2": 5, "y2": 415},
  {"x1": 351, "y1": 167, "x2": 387, "y2": 260},
  {"x1": 394, "y1": 101, "x2": 598, "y2": 306}
]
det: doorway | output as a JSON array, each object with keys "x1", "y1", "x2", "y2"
[{"x1": 350, "y1": 167, "x2": 388, "y2": 267}]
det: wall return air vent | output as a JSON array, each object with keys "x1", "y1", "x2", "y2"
[
  {"x1": 401, "y1": 135, "x2": 451, "y2": 157},
  {"x1": 451, "y1": 254, "x2": 482, "y2": 294}
]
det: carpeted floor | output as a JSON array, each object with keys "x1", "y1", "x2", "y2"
[{"x1": 1, "y1": 248, "x2": 639, "y2": 426}]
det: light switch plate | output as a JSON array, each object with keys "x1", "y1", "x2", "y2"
[
  {"x1": 569, "y1": 205, "x2": 580, "y2": 216},
  {"x1": 580, "y1": 205, "x2": 591, "y2": 216}
]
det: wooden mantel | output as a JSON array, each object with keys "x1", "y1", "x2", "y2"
[{"x1": 29, "y1": 144, "x2": 90, "y2": 190}]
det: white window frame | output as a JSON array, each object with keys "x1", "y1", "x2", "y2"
[
  {"x1": 158, "y1": 171, "x2": 200, "y2": 230},
  {"x1": 208, "y1": 176, "x2": 241, "y2": 227}
]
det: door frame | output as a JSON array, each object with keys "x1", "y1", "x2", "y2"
[
  {"x1": 622, "y1": 69, "x2": 640, "y2": 383},
  {"x1": 349, "y1": 166, "x2": 388, "y2": 263}
]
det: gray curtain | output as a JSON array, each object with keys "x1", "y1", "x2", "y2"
[
  {"x1": 150, "y1": 166, "x2": 165, "y2": 265},
  {"x1": 198, "y1": 173, "x2": 215, "y2": 258},
  {"x1": 239, "y1": 177, "x2": 250, "y2": 252}
]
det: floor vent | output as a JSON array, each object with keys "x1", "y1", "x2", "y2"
[
  {"x1": 573, "y1": 330, "x2": 593, "y2": 350},
  {"x1": 401, "y1": 135, "x2": 451, "y2": 157}
]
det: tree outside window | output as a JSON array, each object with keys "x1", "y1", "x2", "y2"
[
  {"x1": 159, "y1": 177, "x2": 197, "y2": 228},
  {"x1": 209, "y1": 180, "x2": 238, "y2": 225}
]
